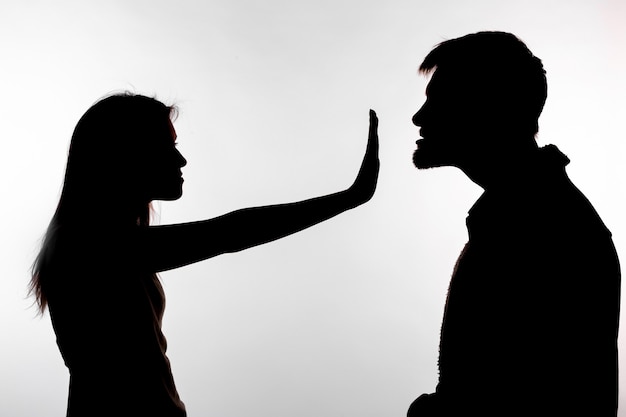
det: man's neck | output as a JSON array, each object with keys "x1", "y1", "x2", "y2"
[{"x1": 461, "y1": 141, "x2": 541, "y2": 191}]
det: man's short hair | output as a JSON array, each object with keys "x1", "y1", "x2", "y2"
[{"x1": 420, "y1": 31, "x2": 547, "y2": 136}]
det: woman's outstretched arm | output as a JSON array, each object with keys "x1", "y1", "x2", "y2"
[{"x1": 139, "y1": 110, "x2": 379, "y2": 272}]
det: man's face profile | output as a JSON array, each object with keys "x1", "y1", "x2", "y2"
[{"x1": 412, "y1": 69, "x2": 486, "y2": 170}]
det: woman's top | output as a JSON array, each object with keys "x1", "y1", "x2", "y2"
[{"x1": 45, "y1": 227, "x2": 187, "y2": 417}]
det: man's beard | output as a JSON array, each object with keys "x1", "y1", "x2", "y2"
[{"x1": 412, "y1": 139, "x2": 455, "y2": 169}]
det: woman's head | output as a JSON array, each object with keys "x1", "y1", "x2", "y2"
[
  {"x1": 30, "y1": 92, "x2": 185, "y2": 313},
  {"x1": 61, "y1": 92, "x2": 186, "y2": 223}
]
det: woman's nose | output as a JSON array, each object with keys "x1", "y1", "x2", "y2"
[{"x1": 176, "y1": 149, "x2": 187, "y2": 168}]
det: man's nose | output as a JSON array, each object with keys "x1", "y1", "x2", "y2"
[
  {"x1": 412, "y1": 102, "x2": 428, "y2": 126},
  {"x1": 412, "y1": 109, "x2": 423, "y2": 127}
]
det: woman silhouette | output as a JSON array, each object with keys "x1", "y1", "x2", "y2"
[{"x1": 30, "y1": 93, "x2": 379, "y2": 417}]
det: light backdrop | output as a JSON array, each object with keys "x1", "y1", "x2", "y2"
[{"x1": 2, "y1": 1, "x2": 626, "y2": 416}]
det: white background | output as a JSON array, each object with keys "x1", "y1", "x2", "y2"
[{"x1": 2, "y1": 1, "x2": 626, "y2": 416}]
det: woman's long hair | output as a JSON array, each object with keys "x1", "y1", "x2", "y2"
[{"x1": 30, "y1": 92, "x2": 177, "y2": 314}]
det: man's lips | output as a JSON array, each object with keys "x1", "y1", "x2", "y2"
[
  {"x1": 417, "y1": 129, "x2": 429, "y2": 144},
  {"x1": 415, "y1": 137, "x2": 429, "y2": 147}
]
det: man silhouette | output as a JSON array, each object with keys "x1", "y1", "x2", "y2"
[{"x1": 408, "y1": 32, "x2": 620, "y2": 417}]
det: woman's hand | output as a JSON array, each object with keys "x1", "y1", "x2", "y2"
[
  {"x1": 140, "y1": 110, "x2": 380, "y2": 272},
  {"x1": 348, "y1": 109, "x2": 380, "y2": 206}
]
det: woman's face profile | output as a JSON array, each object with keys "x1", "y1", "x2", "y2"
[{"x1": 138, "y1": 118, "x2": 187, "y2": 202}]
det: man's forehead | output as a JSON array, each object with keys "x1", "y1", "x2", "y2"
[
  {"x1": 425, "y1": 68, "x2": 478, "y2": 96},
  {"x1": 426, "y1": 69, "x2": 461, "y2": 93}
]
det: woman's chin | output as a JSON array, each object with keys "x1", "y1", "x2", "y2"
[{"x1": 152, "y1": 187, "x2": 184, "y2": 202}]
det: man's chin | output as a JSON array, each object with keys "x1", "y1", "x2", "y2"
[{"x1": 412, "y1": 149, "x2": 451, "y2": 169}]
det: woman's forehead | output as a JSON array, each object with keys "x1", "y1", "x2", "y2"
[{"x1": 167, "y1": 119, "x2": 177, "y2": 141}]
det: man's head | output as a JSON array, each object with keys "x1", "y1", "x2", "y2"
[{"x1": 412, "y1": 31, "x2": 547, "y2": 171}]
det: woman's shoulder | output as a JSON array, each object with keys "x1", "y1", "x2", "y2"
[{"x1": 47, "y1": 224, "x2": 147, "y2": 277}]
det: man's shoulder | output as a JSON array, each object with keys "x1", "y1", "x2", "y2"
[{"x1": 467, "y1": 172, "x2": 612, "y2": 245}]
